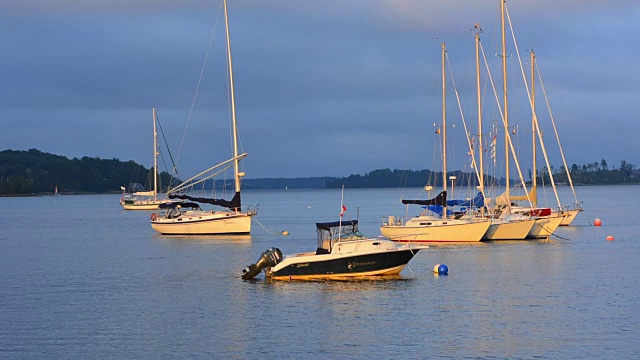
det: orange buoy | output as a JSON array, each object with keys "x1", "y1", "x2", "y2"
[
  {"x1": 594, "y1": 218, "x2": 602, "y2": 226},
  {"x1": 606, "y1": 235, "x2": 614, "y2": 241}
]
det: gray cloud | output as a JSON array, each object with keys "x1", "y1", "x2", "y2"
[{"x1": 1, "y1": 0, "x2": 638, "y2": 178}]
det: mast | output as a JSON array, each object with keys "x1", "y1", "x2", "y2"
[
  {"x1": 475, "y1": 27, "x2": 484, "y2": 205},
  {"x1": 441, "y1": 42, "x2": 447, "y2": 218},
  {"x1": 152, "y1": 107, "x2": 158, "y2": 200},
  {"x1": 530, "y1": 50, "x2": 537, "y2": 206},
  {"x1": 501, "y1": 0, "x2": 510, "y2": 213},
  {"x1": 223, "y1": 0, "x2": 241, "y2": 195}
]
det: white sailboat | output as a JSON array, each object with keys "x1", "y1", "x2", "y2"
[
  {"x1": 120, "y1": 108, "x2": 175, "y2": 210},
  {"x1": 528, "y1": 51, "x2": 583, "y2": 226},
  {"x1": 497, "y1": 0, "x2": 565, "y2": 238},
  {"x1": 472, "y1": 23, "x2": 535, "y2": 240},
  {"x1": 380, "y1": 42, "x2": 490, "y2": 243},
  {"x1": 150, "y1": 0, "x2": 256, "y2": 235}
]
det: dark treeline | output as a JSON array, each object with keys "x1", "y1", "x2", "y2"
[
  {"x1": 1, "y1": 149, "x2": 638, "y2": 195},
  {"x1": 539, "y1": 159, "x2": 639, "y2": 185},
  {"x1": 0, "y1": 149, "x2": 176, "y2": 195},
  {"x1": 325, "y1": 168, "x2": 503, "y2": 189},
  {"x1": 326, "y1": 159, "x2": 640, "y2": 189}
]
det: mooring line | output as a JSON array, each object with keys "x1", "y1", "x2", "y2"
[{"x1": 252, "y1": 217, "x2": 285, "y2": 236}]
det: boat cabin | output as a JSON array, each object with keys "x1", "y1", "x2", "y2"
[
  {"x1": 315, "y1": 220, "x2": 362, "y2": 254},
  {"x1": 158, "y1": 202, "x2": 201, "y2": 218}
]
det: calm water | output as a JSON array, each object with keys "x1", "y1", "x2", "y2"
[{"x1": 1, "y1": 186, "x2": 638, "y2": 359}]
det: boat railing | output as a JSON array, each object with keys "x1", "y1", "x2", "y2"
[
  {"x1": 382, "y1": 216, "x2": 405, "y2": 226},
  {"x1": 245, "y1": 203, "x2": 259, "y2": 216}
]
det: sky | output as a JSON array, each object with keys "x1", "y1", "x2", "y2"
[{"x1": 1, "y1": 0, "x2": 639, "y2": 179}]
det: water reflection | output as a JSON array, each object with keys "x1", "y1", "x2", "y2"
[{"x1": 152, "y1": 234, "x2": 252, "y2": 245}]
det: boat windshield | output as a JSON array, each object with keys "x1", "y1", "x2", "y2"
[{"x1": 315, "y1": 220, "x2": 365, "y2": 251}]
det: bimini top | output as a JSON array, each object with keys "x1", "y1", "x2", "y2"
[
  {"x1": 158, "y1": 202, "x2": 201, "y2": 210},
  {"x1": 316, "y1": 219, "x2": 358, "y2": 231}
]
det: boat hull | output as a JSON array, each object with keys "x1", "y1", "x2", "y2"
[
  {"x1": 559, "y1": 209, "x2": 580, "y2": 226},
  {"x1": 483, "y1": 219, "x2": 535, "y2": 240},
  {"x1": 267, "y1": 248, "x2": 418, "y2": 281},
  {"x1": 122, "y1": 201, "x2": 167, "y2": 210},
  {"x1": 527, "y1": 216, "x2": 564, "y2": 238},
  {"x1": 151, "y1": 211, "x2": 252, "y2": 235},
  {"x1": 380, "y1": 219, "x2": 490, "y2": 243}
]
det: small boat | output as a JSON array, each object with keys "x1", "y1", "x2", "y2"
[
  {"x1": 241, "y1": 220, "x2": 419, "y2": 281},
  {"x1": 121, "y1": 108, "x2": 177, "y2": 210}
]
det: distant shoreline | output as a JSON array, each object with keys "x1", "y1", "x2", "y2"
[{"x1": 1, "y1": 182, "x2": 638, "y2": 198}]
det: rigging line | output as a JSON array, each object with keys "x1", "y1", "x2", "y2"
[
  {"x1": 535, "y1": 61, "x2": 580, "y2": 205},
  {"x1": 155, "y1": 112, "x2": 181, "y2": 187},
  {"x1": 505, "y1": 3, "x2": 562, "y2": 209},
  {"x1": 176, "y1": 0, "x2": 224, "y2": 171},
  {"x1": 445, "y1": 51, "x2": 483, "y2": 199},
  {"x1": 479, "y1": 41, "x2": 533, "y2": 208}
]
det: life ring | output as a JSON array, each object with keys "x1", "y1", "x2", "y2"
[{"x1": 150, "y1": 213, "x2": 157, "y2": 221}]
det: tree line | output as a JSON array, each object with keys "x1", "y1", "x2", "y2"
[
  {"x1": 539, "y1": 159, "x2": 639, "y2": 185},
  {"x1": 1, "y1": 149, "x2": 637, "y2": 195},
  {"x1": 0, "y1": 149, "x2": 177, "y2": 195},
  {"x1": 326, "y1": 159, "x2": 639, "y2": 189}
]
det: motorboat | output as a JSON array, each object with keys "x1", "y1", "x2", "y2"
[{"x1": 241, "y1": 220, "x2": 419, "y2": 281}]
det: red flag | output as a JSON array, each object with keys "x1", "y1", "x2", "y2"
[{"x1": 340, "y1": 205, "x2": 347, "y2": 217}]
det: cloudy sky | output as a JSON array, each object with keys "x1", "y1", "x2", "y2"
[{"x1": 1, "y1": 0, "x2": 639, "y2": 179}]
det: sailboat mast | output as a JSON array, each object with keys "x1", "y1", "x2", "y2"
[
  {"x1": 223, "y1": 0, "x2": 241, "y2": 194},
  {"x1": 441, "y1": 42, "x2": 447, "y2": 218},
  {"x1": 152, "y1": 107, "x2": 158, "y2": 200},
  {"x1": 530, "y1": 50, "x2": 537, "y2": 206},
  {"x1": 501, "y1": 0, "x2": 510, "y2": 212},
  {"x1": 475, "y1": 29, "x2": 484, "y2": 199}
]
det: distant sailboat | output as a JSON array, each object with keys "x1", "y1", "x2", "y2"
[
  {"x1": 120, "y1": 108, "x2": 176, "y2": 210},
  {"x1": 54, "y1": 185, "x2": 60, "y2": 196}
]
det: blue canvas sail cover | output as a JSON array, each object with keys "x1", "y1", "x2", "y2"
[
  {"x1": 425, "y1": 205, "x2": 444, "y2": 216},
  {"x1": 446, "y1": 192, "x2": 484, "y2": 208}
]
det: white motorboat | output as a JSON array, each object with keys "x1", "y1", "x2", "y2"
[{"x1": 241, "y1": 220, "x2": 419, "y2": 281}]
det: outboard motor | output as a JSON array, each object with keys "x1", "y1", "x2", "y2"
[{"x1": 241, "y1": 247, "x2": 283, "y2": 280}]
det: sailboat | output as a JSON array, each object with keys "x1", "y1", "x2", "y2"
[
  {"x1": 150, "y1": 0, "x2": 256, "y2": 235},
  {"x1": 470, "y1": 23, "x2": 535, "y2": 240},
  {"x1": 54, "y1": 185, "x2": 60, "y2": 196},
  {"x1": 120, "y1": 108, "x2": 175, "y2": 210},
  {"x1": 528, "y1": 51, "x2": 583, "y2": 226},
  {"x1": 380, "y1": 42, "x2": 491, "y2": 243},
  {"x1": 494, "y1": 0, "x2": 565, "y2": 238}
]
